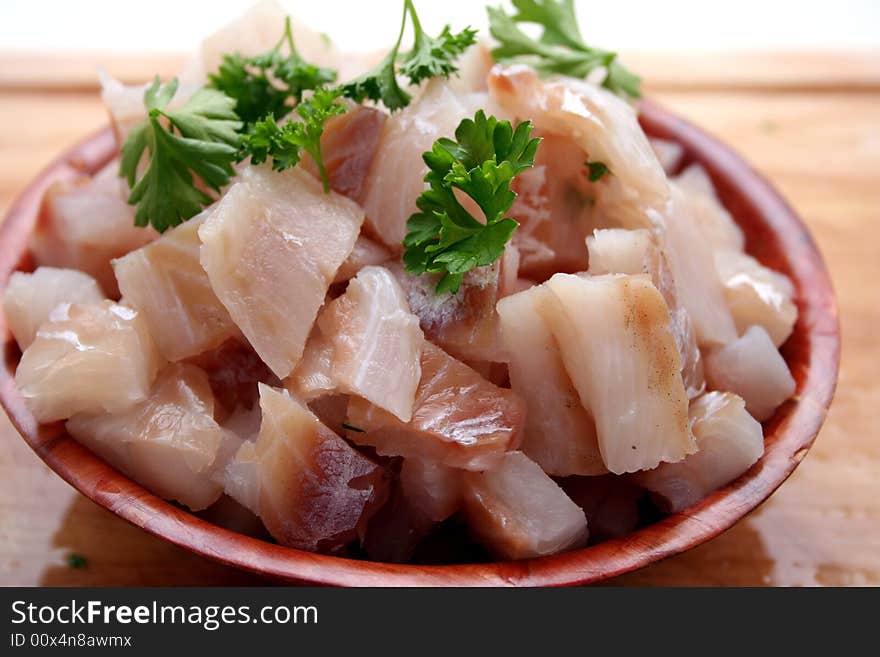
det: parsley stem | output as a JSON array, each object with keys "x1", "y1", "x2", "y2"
[
  {"x1": 277, "y1": 16, "x2": 294, "y2": 53},
  {"x1": 390, "y1": 0, "x2": 410, "y2": 59}
]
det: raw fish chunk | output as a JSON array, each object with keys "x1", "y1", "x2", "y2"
[
  {"x1": 333, "y1": 235, "x2": 391, "y2": 284},
  {"x1": 346, "y1": 342, "x2": 524, "y2": 471},
  {"x1": 187, "y1": 338, "x2": 279, "y2": 417},
  {"x1": 400, "y1": 458, "x2": 463, "y2": 522},
  {"x1": 509, "y1": 133, "x2": 598, "y2": 276},
  {"x1": 362, "y1": 475, "x2": 436, "y2": 563},
  {"x1": 318, "y1": 266, "x2": 423, "y2": 421},
  {"x1": 3, "y1": 267, "x2": 103, "y2": 350},
  {"x1": 390, "y1": 261, "x2": 505, "y2": 363},
  {"x1": 633, "y1": 391, "x2": 764, "y2": 512},
  {"x1": 302, "y1": 103, "x2": 387, "y2": 203},
  {"x1": 15, "y1": 301, "x2": 161, "y2": 422},
  {"x1": 559, "y1": 475, "x2": 643, "y2": 543},
  {"x1": 66, "y1": 363, "x2": 226, "y2": 510},
  {"x1": 714, "y1": 249, "x2": 797, "y2": 347},
  {"x1": 659, "y1": 184, "x2": 738, "y2": 348},
  {"x1": 542, "y1": 273, "x2": 695, "y2": 473},
  {"x1": 496, "y1": 284, "x2": 605, "y2": 476},
  {"x1": 650, "y1": 137, "x2": 685, "y2": 174},
  {"x1": 587, "y1": 228, "x2": 705, "y2": 397},
  {"x1": 489, "y1": 65, "x2": 668, "y2": 230},
  {"x1": 220, "y1": 440, "x2": 261, "y2": 514},
  {"x1": 114, "y1": 214, "x2": 238, "y2": 362},
  {"x1": 673, "y1": 166, "x2": 745, "y2": 251},
  {"x1": 199, "y1": 166, "x2": 364, "y2": 379},
  {"x1": 361, "y1": 82, "x2": 494, "y2": 248},
  {"x1": 230, "y1": 384, "x2": 386, "y2": 551},
  {"x1": 446, "y1": 40, "x2": 493, "y2": 93},
  {"x1": 31, "y1": 160, "x2": 158, "y2": 297},
  {"x1": 462, "y1": 452, "x2": 588, "y2": 559},
  {"x1": 704, "y1": 325, "x2": 795, "y2": 421},
  {"x1": 286, "y1": 324, "x2": 336, "y2": 402}
]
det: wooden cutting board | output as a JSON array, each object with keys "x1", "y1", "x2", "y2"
[{"x1": 0, "y1": 51, "x2": 877, "y2": 586}]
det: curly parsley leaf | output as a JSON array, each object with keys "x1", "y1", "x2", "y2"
[
  {"x1": 238, "y1": 87, "x2": 346, "y2": 191},
  {"x1": 208, "y1": 17, "x2": 336, "y2": 124},
  {"x1": 119, "y1": 76, "x2": 241, "y2": 233},
  {"x1": 340, "y1": 0, "x2": 476, "y2": 112},
  {"x1": 488, "y1": 0, "x2": 641, "y2": 99},
  {"x1": 403, "y1": 110, "x2": 540, "y2": 294}
]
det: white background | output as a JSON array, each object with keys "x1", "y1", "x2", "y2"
[{"x1": 1, "y1": 0, "x2": 879, "y2": 54}]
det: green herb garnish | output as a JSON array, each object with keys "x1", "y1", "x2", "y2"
[
  {"x1": 66, "y1": 553, "x2": 88, "y2": 569},
  {"x1": 488, "y1": 0, "x2": 641, "y2": 99},
  {"x1": 340, "y1": 0, "x2": 476, "y2": 112},
  {"x1": 208, "y1": 17, "x2": 336, "y2": 125},
  {"x1": 403, "y1": 110, "x2": 540, "y2": 294},
  {"x1": 238, "y1": 87, "x2": 346, "y2": 191},
  {"x1": 341, "y1": 422, "x2": 366, "y2": 433},
  {"x1": 119, "y1": 77, "x2": 242, "y2": 233},
  {"x1": 586, "y1": 160, "x2": 611, "y2": 182}
]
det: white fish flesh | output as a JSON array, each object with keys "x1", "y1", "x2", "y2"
[
  {"x1": 496, "y1": 283, "x2": 606, "y2": 476},
  {"x1": 673, "y1": 165, "x2": 745, "y2": 251},
  {"x1": 633, "y1": 391, "x2": 764, "y2": 512},
  {"x1": 659, "y1": 184, "x2": 738, "y2": 348},
  {"x1": 489, "y1": 65, "x2": 669, "y2": 231},
  {"x1": 317, "y1": 266, "x2": 423, "y2": 421},
  {"x1": 390, "y1": 261, "x2": 506, "y2": 363},
  {"x1": 714, "y1": 249, "x2": 797, "y2": 347},
  {"x1": 586, "y1": 227, "x2": 705, "y2": 397},
  {"x1": 225, "y1": 384, "x2": 386, "y2": 551},
  {"x1": 199, "y1": 165, "x2": 364, "y2": 379},
  {"x1": 649, "y1": 137, "x2": 685, "y2": 174},
  {"x1": 66, "y1": 363, "x2": 227, "y2": 511},
  {"x1": 462, "y1": 451, "x2": 588, "y2": 559},
  {"x1": 114, "y1": 213, "x2": 238, "y2": 362},
  {"x1": 541, "y1": 273, "x2": 696, "y2": 473},
  {"x1": 361, "y1": 81, "x2": 494, "y2": 249},
  {"x1": 15, "y1": 301, "x2": 161, "y2": 422},
  {"x1": 31, "y1": 160, "x2": 158, "y2": 297},
  {"x1": 302, "y1": 103, "x2": 387, "y2": 204},
  {"x1": 400, "y1": 458, "x2": 463, "y2": 522},
  {"x1": 704, "y1": 325, "x2": 796, "y2": 421},
  {"x1": 3, "y1": 267, "x2": 103, "y2": 350},
  {"x1": 345, "y1": 342, "x2": 525, "y2": 471},
  {"x1": 333, "y1": 235, "x2": 391, "y2": 284},
  {"x1": 186, "y1": 337, "x2": 279, "y2": 418}
]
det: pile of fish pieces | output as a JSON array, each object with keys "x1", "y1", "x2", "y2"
[{"x1": 3, "y1": 7, "x2": 798, "y2": 562}]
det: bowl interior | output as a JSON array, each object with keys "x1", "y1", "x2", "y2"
[{"x1": 0, "y1": 101, "x2": 840, "y2": 586}]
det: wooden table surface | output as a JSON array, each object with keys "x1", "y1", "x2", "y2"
[{"x1": 0, "y1": 51, "x2": 877, "y2": 586}]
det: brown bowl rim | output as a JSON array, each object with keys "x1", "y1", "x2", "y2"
[{"x1": 0, "y1": 100, "x2": 840, "y2": 586}]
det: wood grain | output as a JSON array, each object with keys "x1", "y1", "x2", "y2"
[{"x1": 0, "y1": 53, "x2": 876, "y2": 586}]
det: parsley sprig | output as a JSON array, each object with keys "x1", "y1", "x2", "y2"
[
  {"x1": 119, "y1": 77, "x2": 241, "y2": 233},
  {"x1": 403, "y1": 111, "x2": 540, "y2": 294},
  {"x1": 488, "y1": 0, "x2": 641, "y2": 99},
  {"x1": 208, "y1": 17, "x2": 336, "y2": 125},
  {"x1": 341, "y1": 0, "x2": 477, "y2": 111},
  {"x1": 239, "y1": 87, "x2": 346, "y2": 191}
]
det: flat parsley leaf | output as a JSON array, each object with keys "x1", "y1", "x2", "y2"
[
  {"x1": 208, "y1": 17, "x2": 336, "y2": 124},
  {"x1": 488, "y1": 0, "x2": 641, "y2": 99},
  {"x1": 586, "y1": 160, "x2": 611, "y2": 182},
  {"x1": 119, "y1": 77, "x2": 242, "y2": 233},
  {"x1": 238, "y1": 87, "x2": 346, "y2": 191},
  {"x1": 403, "y1": 110, "x2": 540, "y2": 294},
  {"x1": 341, "y1": 0, "x2": 476, "y2": 112}
]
